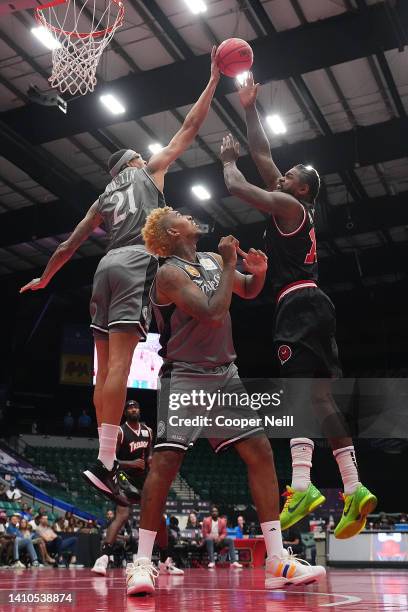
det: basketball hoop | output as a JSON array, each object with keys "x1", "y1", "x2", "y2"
[{"x1": 35, "y1": 0, "x2": 124, "y2": 96}]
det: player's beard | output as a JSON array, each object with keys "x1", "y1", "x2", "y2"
[{"x1": 127, "y1": 414, "x2": 140, "y2": 423}]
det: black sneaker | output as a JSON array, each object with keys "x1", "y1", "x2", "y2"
[
  {"x1": 82, "y1": 460, "x2": 130, "y2": 506},
  {"x1": 118, "y1": 471, "x2": 141, "y2": 503}
]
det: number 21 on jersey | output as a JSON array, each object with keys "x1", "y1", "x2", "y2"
[
  {"x1": 111, "y1": 186, "x2": 138, "y2": 226},
  {"x1": 304, "y1": 228, "x2": 317, "y2": 264}
]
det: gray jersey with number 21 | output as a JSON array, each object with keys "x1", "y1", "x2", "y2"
[{"x1": 97, "y1": 167, "x2": 165, "y2": 252}]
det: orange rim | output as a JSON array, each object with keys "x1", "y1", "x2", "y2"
[{"x1": 35, "y1": 0, "x2": 124, "y2": 39}]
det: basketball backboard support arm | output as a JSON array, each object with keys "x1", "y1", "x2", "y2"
[{"x1": 27, "y1": 84, "x2": 67, "y2": 114}]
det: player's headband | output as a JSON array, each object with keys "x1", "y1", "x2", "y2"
[{"x1": 110, "y1": 149, "x2": 139, "y2": 178}]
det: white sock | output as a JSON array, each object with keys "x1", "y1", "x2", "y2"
[
  {"x1": 97, "y1": 423, "x2": 120, "y2": 471},
  {"x1": 333, "y1": 446, "x2": 361, "y2": 495},
  {"x1": 290, "y1": 438, "x2": 314, "y2": 491},
  {"x1": 261, "y1": 520, "x2": 284, "y2": 559},
  {"x1": 136, "y1": 528, "x2": 157, "y2": 561},
  {"x1": 97, "y1": 427, "x2": 101, "y2": 441}
]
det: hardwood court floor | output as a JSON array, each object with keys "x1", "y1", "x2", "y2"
[{"x1": 0, "y1": 567, "x2": 407, "y2": 611}]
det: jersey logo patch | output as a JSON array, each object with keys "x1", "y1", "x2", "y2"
[
  {"x1": 278, "y1": 344, "x2": 292, "y2": 365},
  {"x1": 185, "y1": 265, "x2": 200, "y2": 277},
  {"x1": 200, "y1": 258, "x2": 217, "y2": 270},
  {"x1": 141, "y1": 430, "x2": 149, "y2": 437}
]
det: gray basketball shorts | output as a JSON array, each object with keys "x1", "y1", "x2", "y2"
[
  {"x1": 154, "y1": 361, "x2": 264, "y2": 454},
  {"x1": 90, "y1": 245, "x2": 158, "y2": 339}
]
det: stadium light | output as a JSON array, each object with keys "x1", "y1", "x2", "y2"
[
  {"x1": 31, "y1": 26, "x2": 61, "y2": 50},
  {"x1": 100, "y1": 94, "x2": 126, "y2": 115},
  {"x1": 184, "y1": 0, "x2": 207, "y2": 14},
  {"x1": 192, "y1": 185, "x2": 211, "y2": 200},
  {"x1": 266, "y1": 114, "x2": 287, "y2": 135},
  {"x1": 149, "y1": 143, "x2": 163, "y2": 154},
  {"x1": 236, "y1": 71, "x2": 249, "y2": 86}
]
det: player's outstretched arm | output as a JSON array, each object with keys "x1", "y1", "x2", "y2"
[
  {"x1": 155, "y1": 236, "x2": 237, "y2": 326},
  {"x1": 19, "y1": 201, "x2": 103, "y2": 293},
  {"x1": 211, "y1": 248, "x2": 268, "y2": 299},
  {"x1": 146, "y1": 47, "x2": 220, "y2": 190},
  {"x1": 237, "y1": 72, "x2": 282, "y2": 190},
  {"x1": 221, "y1": 134, "x2": 302, "y2": 222}
]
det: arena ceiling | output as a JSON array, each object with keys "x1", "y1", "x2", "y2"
[{"x1": 0, "y1": 0, "x2": 407, "y2": 293}]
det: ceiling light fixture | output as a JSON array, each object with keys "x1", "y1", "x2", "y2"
[
  {"x1": 100, "y1": 94, "x2": 126, "y2": 115},
  {"x1": 266, "y1": 114, "x2": 287, "y2": 135},
  {"x1": 192, "y1": 185, "x2": 211, "y2": 200}
]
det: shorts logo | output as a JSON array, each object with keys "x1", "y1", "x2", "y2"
[
  {"x1": 278, "y1": 344, "x2": 292, "y2": 365},
  {"x1": 157, "y1": 420, "x2": 166, "y2": 438},
  {"x1": 185, "y1": 265, "x2": 200, "y2": 277}
]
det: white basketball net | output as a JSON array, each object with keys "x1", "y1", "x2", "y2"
[{"x1": 36, "y1": 0, "x2": 124, "y2": 96}]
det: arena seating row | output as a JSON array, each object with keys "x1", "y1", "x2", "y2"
[
  {"x1": 23, "y1": 446, "x2": 115, "y2": 517},
  {"x1": 23, "y1": 444, "x2": 177, "y2": 518},
  {"x1": 180, "y1": 439, "x2": 292, "y2": 502},
  {"x1": 0, "y1": 500, "x2": 59, "y2": 523}
]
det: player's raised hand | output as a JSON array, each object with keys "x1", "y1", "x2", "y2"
[
  {"x1": 237, "y1": 247, "x2": 268, "y2": 275},
  {"x1": 218, "y1": 235, "x2": 239, "y2": 267},
  {"x1": 20, "y1": 278, "x2": 46, "y2": 293},
  {"x1": 210, "y1": 45, "x2": 220, "y2": 82},
  {"x1": 236, "y1": 71, "x2": 259, "y2": 109},
  {"x1": 220, "y1": 134, "x2": 240, "y2": 165}
]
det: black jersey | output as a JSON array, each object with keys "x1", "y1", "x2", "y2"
[
  {"x1": 264, "y1": 200, "x2": 318, "y2": 299},
  {"x1": 117, "y1": 421, "x2": 152, "y2": 478}
]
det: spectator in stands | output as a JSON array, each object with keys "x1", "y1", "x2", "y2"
[
  {"x1": 7, "y1": 514, "x2": 40, "y2": 568},
  {"x1": 236, "y1": 515, "x2": 248, "y2": 537},
  {"x1": 0, "y1": 510, "x2": 14, "y2": 566},
  {"x1": 375, "y1": 512, "x2": 392, "y2": 531},
  {"x1": 35, "y1": 515, "x2": 79, "y2": 568},
  {"x1": 168, "y1": 516, "x2": 180, "y2": 541},
  {"x1": 54, "y1": 517, "x2": 66, "y2": 533},
  {"x1": 19, "y1": 518, "x2": 54, "y2": 565},
  {"x1": 186, "y1": 512, "x2": 201, "y2": 530},
  {"x1": 184, "y1": 513, "x2": 204, "y2": 558},
  {"x1": 6, "y1": 484, "x2": 22, "y2": 502},
  {"x1": 63, "y1": 411, "x2": 74, "y2": 436},
  {"x1": 282, "y1": 525, "x2": 304, "y2": 556},
  {"x1": 105, "y1": 510, "x2": 115, "y2": 527},
  {"x1": 64, "y1": 511, "x2": 73, "y2": 528},
  {"x1": 31, "y1": 421, "x2": 38, "y2": 435},
  {"x1": 167, "y1": 516, "x2": 184, "y2": 568},
  {"x1": 29, "y1": 513, "x2": 40, "y2": 530},
  {"x1": 0, "y1": 481, "x2": 8, "y2": 501},
  {"x1": 400, "y1": 513, "x2": 408, "y2": 524},
  {"x1": 78, "y1": 409, "x2": 92, "y2": 436},
  {"x1": 20, "y1": 503, "x2": 33, "y2": 521},
  {"x1": 202, "y1": 506, "x2": 242, "y2": 569},
  {"x1": 66, "y1": 517, "x2": 79, "y2": 533}
]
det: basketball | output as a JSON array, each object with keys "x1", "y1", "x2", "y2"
[{"x1": 215, "y1": 38, "x2": 253, "y2": 78}]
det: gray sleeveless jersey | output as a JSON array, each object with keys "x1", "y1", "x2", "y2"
[
  {"x1": 152, "y1": 253, "x2": 236, "y2": 367},
  {"x1": 97, "y1": 167, "x2": 165, "y2": 251}
]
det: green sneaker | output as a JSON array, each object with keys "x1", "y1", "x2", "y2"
[
  {"x1": 280, "y1": 484, "x2": 326, "y2": 530},
  {"x1": 334, "y1": 484, "x2": 377, "y2": 539}
]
